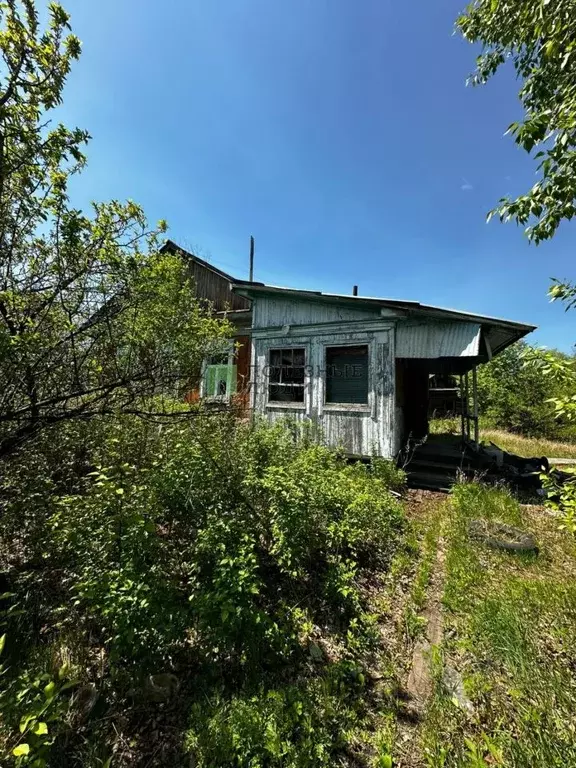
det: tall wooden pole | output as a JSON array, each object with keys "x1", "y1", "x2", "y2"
[{"x1": 249, "y1": 235, "x2": 255, "y2": 282}]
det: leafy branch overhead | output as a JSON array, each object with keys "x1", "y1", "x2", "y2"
[
  {"x1": 458, "y1": 0, "x2": 576, "y2": 243},
  {"x1": 0, "y1": 2, "x2": 230, "y2": 458}
]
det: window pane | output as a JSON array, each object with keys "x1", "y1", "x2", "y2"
[
  {"x1": 270, "y1": 384, "x2": 304, "y2": 402},
  {"x1": 293, "y1": 349, "x2": 305, "y2": 367},
  {"x1": 268, "y1": 348, "x2": 305, "y2": 403},
  {"x1": 326, "y1": 345, "x2": 369, "y2": 404},
  {"x1": 270, "y1": 349, "x2": 282, "y2": 367},
  {"x1": 205, "y1": 364, "x2": 236, "y2": 397}
]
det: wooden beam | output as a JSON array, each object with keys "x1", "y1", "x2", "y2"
[
  {"x1": 464, "y1": 371, "x2": 471, "y2": 442},
  {"x1": 473, "y1": 366, "x2": 479, "y2": 447},
  {"x1": 460, "y1": 374, "x2": 465, "y2": 448}
]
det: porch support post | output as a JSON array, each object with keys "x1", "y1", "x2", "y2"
[
  {"x1": 459, "y1": 373, "x2": 465, "y2": 448},
  {"x1": 464, "y1": 372, "x2": 471, "y2": 442},
  {"x1": 472, "y1": 366, "x2": 479, "y2": 448}
]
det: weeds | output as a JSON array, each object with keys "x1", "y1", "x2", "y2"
[
  {"x1": 419, "y1": 479, "x2": 576, "y2": 767},
  {"x1": 430, "y1": 417, "x2": 576, "y2": 459},
  {"x1": 0, "y1": 416, "x2": 405, "y2": 766}
]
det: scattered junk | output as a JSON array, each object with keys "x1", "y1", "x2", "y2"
[
  {"x1": 128, "y1": 673, "x2": 180, "y2": 703},
  {"x1": 442, "y1": 665, "x2": 475, "y2": 715},
  {"x1": 70, "y1": 683, "x2": 99, "y2": 722},
  {"x1": 402, "y1": 432, "x2": 559, "y2": 492},
  {"x1": 468, "y1": 519, "x2": 538, "y2": 554}
]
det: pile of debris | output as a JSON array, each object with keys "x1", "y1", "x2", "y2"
[
  {"x1": 479, "y1": 442, "x2": 549, "y2": 490},
  {"x1": 404, "y1": 434, "x2": 575, "y2": 492}
]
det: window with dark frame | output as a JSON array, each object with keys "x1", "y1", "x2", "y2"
[
  {"x1": 325, "y1": 345, "x2": 369, "y2": 405},
  {"x1": 268, "y1": 347, "x2": 305, "y2": 403}
]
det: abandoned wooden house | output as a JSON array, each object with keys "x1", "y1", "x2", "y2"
[{"x1": 162, "y1": 240, "x2": 536, "y2": 463}]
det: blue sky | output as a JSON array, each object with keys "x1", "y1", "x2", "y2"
[{"x1": 61, "y1": 0, "x2": 574, "y2": 351}]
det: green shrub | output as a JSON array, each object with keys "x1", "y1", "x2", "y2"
[
  {"x1": 370, "y1": 457, "x2": 407, "y2": 493},
  {"x1": 541, "y1": 469, "x2": 576, "y2": 535},
  {"x1": 0, "y1": 638, "x2": 77, "y2": 768},
  {"x1": 186, "y1": 661, "x2": 367, "y2": 768},
  {"x1": 180, "y1": 424, "x2": 404, "y2": 670},
  {"x1": 1, "y1": 415, "x2": 405, "y2": 766}
]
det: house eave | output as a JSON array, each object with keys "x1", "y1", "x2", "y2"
[{"x1": 231, "y1": 282, "x2": 536, "y2": 353}]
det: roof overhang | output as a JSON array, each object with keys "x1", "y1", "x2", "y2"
[
  {"x1": 232, "y1": 282, "x2": 536, "y2": 359},
  {"x1": 161, "y1": 239, "x2": 241, "y2": 284}
]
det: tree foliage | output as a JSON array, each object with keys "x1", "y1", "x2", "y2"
[
  {"x1": 0, "y1": 1, "x2": 229, "y2": 459},
  {"x1": 457, "y1": 0, "x2": 576, "y2": 243},
  {"x1": 458, "y1": 1, "x2": 576, "y2": 421},
  {"x1": 477, "y1": 341, "x2": 576, "y2": 435}
]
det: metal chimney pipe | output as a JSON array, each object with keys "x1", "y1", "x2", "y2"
[{"x1": 352, "y1": 285, "x2": 358, "y2": 296}]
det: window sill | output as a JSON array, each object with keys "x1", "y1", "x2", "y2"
[
  {"x1": 323, "y1": 403, "x2": 371, "y2": 413},
  {"x1": 266, "y1": 402, "x2": 306, "y2": 410}
]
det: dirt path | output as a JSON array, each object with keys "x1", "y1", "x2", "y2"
[
  {"x1": 390, "y1": 484, "x2": 576, "y2": 768},
  {"x1": 405, "y1": 537, "x2": 445, "y2": 708},
  {"x1": 388, "y1": 490, "x2": 447, "y2": 768}
]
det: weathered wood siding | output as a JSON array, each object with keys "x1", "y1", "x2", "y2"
[
  {"x1": 161, "y1": 240, "x2": 250, "y2": 312},
  {"x1": 250, "y1": 296, "x2": 396, "y2": 457},
  {"x1": 253, "y1": 296, "x2": 381, "y2": 328},
  {"x1": 187, "y1": 260, "x2": 250, "y2": 312}
]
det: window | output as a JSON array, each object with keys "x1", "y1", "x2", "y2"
[
  {"x1": 268, "y1": 348, "x2": 305, "y2": 403},
  {"x1": 204, "y1": 346, "x2": 237, "y2": 399},
  {"x1": 325, "y1": 345, "x2": 369, "y2": 404}
]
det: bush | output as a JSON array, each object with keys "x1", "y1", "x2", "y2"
[
  {"x1": 0, "y1": 414, "x2": 405, "y2": 766},
  {"x1": 186, "y1": 662, "x2": 366, "y2": 768}
]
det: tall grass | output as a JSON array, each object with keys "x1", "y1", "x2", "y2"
[
  {"x1": 430, "y1": 417, "x2": 576, "y2": 459},
  {"x1": 421, "y1": 480, "x2": 576, "y2": 767}
]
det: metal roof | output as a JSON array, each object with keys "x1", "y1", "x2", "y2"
[{"x1": 232, "y1": 282, "x2": 536, "y2": 356}]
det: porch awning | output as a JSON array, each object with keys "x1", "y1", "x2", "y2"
[{"x1": 396, "y1": 322, "x2": 481, "y2": 358}]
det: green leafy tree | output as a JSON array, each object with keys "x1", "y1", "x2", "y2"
[
  {"x1": 457, "y1": 0, "x2": 576, "y2": 243},
  {"x1": 476, "y1": 341, "x2": 574, "y2": 435},
  {"x1": 458, "y1": 0, "x2": 576, "y2": 420},
  {"x1": 0, "y1": 1, "x2": 229, "y2": 458}
]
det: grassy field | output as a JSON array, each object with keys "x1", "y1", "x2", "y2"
[
  {"x1": 430, "y1": 418, "x2": 576, "y2": 459},
  {"x1": 384, "y1": 483, "x2": 576, "y2": 767},
  {"x1": 481, "y1": 429, "x2": 576, "y2": 460}
]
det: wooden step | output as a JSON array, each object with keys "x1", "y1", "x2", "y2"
[
  {"x1": 406, "y1": 458, "x2": 476, "y2": 473},
  {"x1": 406, "y1": 471, "x2": 454, "y2": 491}
]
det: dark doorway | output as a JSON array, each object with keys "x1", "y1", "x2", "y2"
[{"x1": 396, "y1": 359, "x2": 430, "y2": 440}]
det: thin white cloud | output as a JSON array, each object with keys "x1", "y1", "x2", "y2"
[{"x1": 461, "y1": 177, "x2": 473, "y2": 192}]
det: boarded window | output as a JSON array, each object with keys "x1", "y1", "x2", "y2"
[
  {"x1": 326, "y1": 345, "x2": 369, "y2": 404},
  {"x1": 268, "y1": 348, "x2": 305, "y2": 403}
]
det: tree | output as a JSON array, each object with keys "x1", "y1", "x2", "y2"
[
  {"x1": 457, "y1": 0, "x2": 576, "y2": 243},
  {"x1": 0, "y1": 1, "x2": 229, "y2": 458},
  {"x1": 458, "y1": 0, "x2": 576, "y2": 421},
  {"x1": 476, "y1": 341, "x2": 574, "y2": 435}
]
